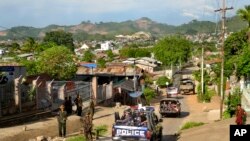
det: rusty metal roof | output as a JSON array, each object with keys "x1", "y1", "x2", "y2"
[{"x1": 76, "y1": 66, "x2": 141, "y2": 76}]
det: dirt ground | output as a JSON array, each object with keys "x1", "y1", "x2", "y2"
[
  {"x1": 0, "y1": 105, "x2": 126, "y2": 141},
  {"x1": 0, "y1": 90, "x2": 222, "y2": 141}
]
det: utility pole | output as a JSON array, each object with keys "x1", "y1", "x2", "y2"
[
  {"x1": 215, "y1": 0, "x2": 233, "y2": 120},
  {"x1": 201, "y1": 45, "x2": 204, "y2": 95}
]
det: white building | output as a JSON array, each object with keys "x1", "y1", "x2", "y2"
[
  {"x1": 101, "y1": 41, "x2": 112, "y2": 51},
  {"x1": 74, "y1": 44, "x2": 90, "y2": 56}
]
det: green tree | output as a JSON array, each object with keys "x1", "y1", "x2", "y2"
[
  {"x1": 153, "y1": 36, "x2": 192, "y2": 66},
  {"x1": 119, "y1": 47, "x2": 151, "y2": 58},
  {"x1": 237, "y1": 5, "x2": 250, "y2": 42},
  {"x1": 156, "y1": 76, "x2": 170, "y2": 87},
  {"x1": 82, "y1": 50, "x2": 95, "y2": 62},
  {"x1": 237, "y1": 5, "x2": 250, "y2": 27},
  {"x1": 143, "y1": 87, "x2": 156, "y2": 104},
  {"x1": 20, "y1": 59, "x2": 39, "y2": 75},
  {"x1": 35, "y1": 42, "x2": 57, "y2": 53},
  {"x1": 97, "y1": 58, "x2": 106, "y2": 68},
  {"x1": 21, "y1": 37, "x2": 38, "y2": 53},
  {"x1": 9, "y1": 42, "x2": 20, "y2": 54},
  {"x1": 106, "y1": 50, "x2": 114, "y2": 61},
  {"x1": 224, "y1": 29, "x2": 248, "y2": 77},
  {"x1": 237, "y1": 44, "x2": 250, "y2": 76},
  {"x1": 43, "y1": 30, "x2": 74, "y2": 51},
  {"x1": 37, "y1": 46, "x2": 77, "y2": 80}
]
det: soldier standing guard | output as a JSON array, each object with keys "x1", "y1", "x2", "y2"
[
  {"x1": 74, "y1": 94, "x2": 83, "y2": 116},
  {"x1": 82, "y1": 111, "x2": 93, "y2": 140},
  {"x1": 89, "y1": 98, "x2": 95, "y2": 119},
  {"x1": 57, "y1": 105, "x2": 67, "y2": 137}
]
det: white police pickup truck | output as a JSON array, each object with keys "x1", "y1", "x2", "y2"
[{"x1": 112, "y1": 108, "x2": 162, "y2": 141}]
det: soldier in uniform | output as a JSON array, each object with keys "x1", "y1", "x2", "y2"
[
  {"x1": 89, "y1": 98, "x2": 95, "y2": 119},
  {"x1": 82, "y1": 111, "x2": 93, "y2": 140},
  {"x1": 57, "y1": 105, "x2": 67, "y2": 137},
  {"x1": 74, "y1": 94, "x2": 83, "y2": 116}
]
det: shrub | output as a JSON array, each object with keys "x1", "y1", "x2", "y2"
[
  {"x1": 94, "y1": 124, "x2": 108, "y2": 136},
  {"x1": 156, "y1": 76, "x2": 170, "y2": 87},
  {"x1": 143, "y1": 87, "x2": 156, "y2": 104},
  {"x1": 181, "y1": 122, "x2": 205, "y2": 130},
  {"x1": 223, "y1": 110, "x2": 231, "y2": 119},
  {"x1": 66, "y1": 135, "x2": 85, "y2": 141},
  {"x1": 224, "y1": 88, "x2": 241, "y2": 117},
  {"x1": 197, "y1": 83, "x2": 215, "y2": 103}
]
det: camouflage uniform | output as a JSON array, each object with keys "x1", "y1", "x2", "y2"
[
  {"x1": 82, "y1": 113, "x2": 93, "y2": 140},
  {"x1": 89, "y1": 100, "x2": 95, "y2": 119},
  {"x1": 57, "y1": 105, "x2": 67, "y2": 137}
]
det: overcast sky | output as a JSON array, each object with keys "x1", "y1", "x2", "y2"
[{"x1": 0, "y1": 0, "x2": 249, "y2": 29}]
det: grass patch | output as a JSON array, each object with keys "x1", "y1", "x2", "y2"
[
  {"x1": 66, "y1": 135, "x2": 85, "y2": 141},
  {"x1": 94, "y1": 124, "x2": 108, "y2": 136},
  {"x1": 181, "y1": 122, "x2": 205, "y2": 130}
]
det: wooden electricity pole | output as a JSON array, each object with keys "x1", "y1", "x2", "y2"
[{"x1": 215, "y1": 0, "x2": 233, "y2": 120}]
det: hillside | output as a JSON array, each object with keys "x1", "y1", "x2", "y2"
[{"x1": 0, "y1": 16, "x2": 247, "y2": 41}]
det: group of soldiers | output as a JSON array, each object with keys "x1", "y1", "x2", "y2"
[
  {"x1": 57, "y1": 94, "x2": 95, "y2": 140},
  {"x1": 116, "y1": 108, "x2": 147, "y2": 127}
]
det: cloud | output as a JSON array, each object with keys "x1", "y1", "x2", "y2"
[{"x1": 182, "y1": 11, "x2": 199, "y2": 19}]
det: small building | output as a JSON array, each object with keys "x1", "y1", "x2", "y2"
[
  {"x1": 101, "y1": 41, "x2": 113, "y2": 51},
  {"x1": 74, "y1": 44, "x2": 90, "y2": 56},
  {"x1": 122, "y1": 57, "x2": 161, "y2": 73}
]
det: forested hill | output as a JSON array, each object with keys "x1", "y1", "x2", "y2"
[{"x1": 0, "y1": 16, "x2": 248, "y2": 40}]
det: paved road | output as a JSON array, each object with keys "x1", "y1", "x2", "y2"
[
  {"x1": 98, "y1": 94, "x2": 189, "y2": 141},
  {"x1": 160, "y1": 72, "x2": 192, "y2": 141},
  {"x1": 98, "y1": 69, "x2": 194, "y2": 141},
  {"x1": 160, "y1": 95, "x2": 189, "y2": 141}
]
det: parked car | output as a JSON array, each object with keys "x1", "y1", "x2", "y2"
[
  {"x1": 166, "y1": 86, "x2": 179, "y2": 98},
  {"x1": 159, "y1": 98, "x2": 181, "y2": 117},
  {"x1": 112, "y1": 108, "x2": 163, "y2": 141}
]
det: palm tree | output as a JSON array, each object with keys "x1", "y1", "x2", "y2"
[
  {"x1": 237, "y1": 5, "x2": 250, "y2": 42},
  {"x1": 237, "y1": 5, "x2": 250, "y2": 27}
]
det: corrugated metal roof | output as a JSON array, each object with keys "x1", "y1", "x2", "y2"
[
  {"x1": 113, "y1": 79, "x2": 135, "y2": 91},
  {"x1": 76, "y1": 66, "x2": 141, "y2": 76}
]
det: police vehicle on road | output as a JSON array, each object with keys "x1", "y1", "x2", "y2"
[{"x1": 112, "y1": 107, "x2": 163, "y2": 141}]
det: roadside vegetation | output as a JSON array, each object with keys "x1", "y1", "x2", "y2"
[
  {"x1": 66, "y1": 135, "x2": 85, "y2": 141},
  {"x1": 180, "y1": 121, "x2": 205, "y2": 130},
  {"x1": 223, "y1": 88, "x2": 242, "y2": 119}
]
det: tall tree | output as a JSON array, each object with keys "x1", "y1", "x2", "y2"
[
  {"x1": 43, "y1": 30, "x2": 74, "y2": 51},
  {"x1": 82, "y1": 50, "x2": 95, "y2": 62},
  {"x1": 237, "y1": 5, "x2": 250, "y2": 42},
  {"x1": 21, "y1": 37, "x2": 38, "y2": 53},
  {"x1": 36, "y1": 46, "x2": 77, "y2": 80},
  {"x1": 237, "y1": 5, "x2": 250, "y2": 27},
  {"x1": 153, "y1": 36, "x2": 192, "y2": 66}
]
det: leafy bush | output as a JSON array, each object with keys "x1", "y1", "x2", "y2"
[
  {"x1": 94, "y1": 124, "x2": 108, "y2": 136},
  {"x1": 181, "y1": 122, "x2": 205, "y2": 130},
  {"x1": 223, "y1": 110, "x2": 232, "y2": 119},
  {"x1": 224, "y1": 88, "x2": 241, "y2": 117},
  {"x1": 156, "y1": 76, "x2": 170, "y2": 87},
  {"x1": 143, "y1": 87, "x2": 156, "y2": 104}
]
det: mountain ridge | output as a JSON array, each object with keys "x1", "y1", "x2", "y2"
[{"x1": 0, "y1": 16, "x2": 247, "y2": 40}]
